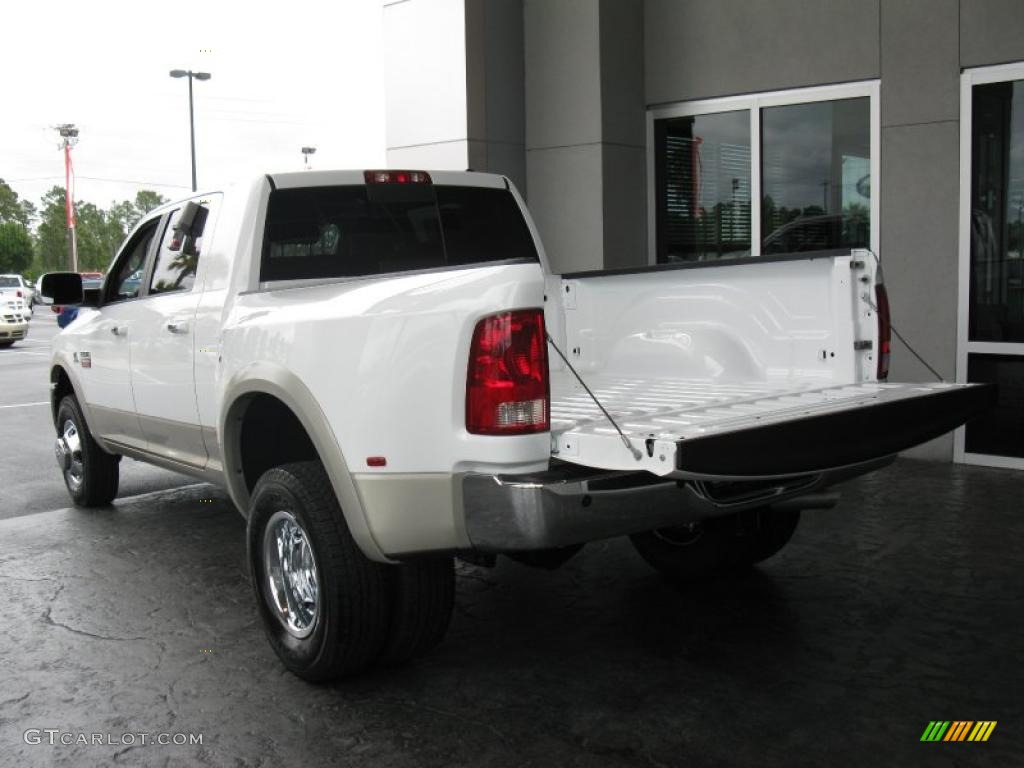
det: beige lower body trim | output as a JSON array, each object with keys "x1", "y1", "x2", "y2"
[{"x1": 352, "y1": 473, "x2": 469, "y2": 556}]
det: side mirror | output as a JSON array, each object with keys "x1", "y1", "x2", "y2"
[
  {"x1": 175, "y1": 201, "x2": 209, "y2": 239},
  {"x1": 40, "y1": 272, "x2": 84, "y2": 306}
]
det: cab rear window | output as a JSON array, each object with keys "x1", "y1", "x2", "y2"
[{"x1": 260, "y1": 184, "x2": 538, "y2": 282}]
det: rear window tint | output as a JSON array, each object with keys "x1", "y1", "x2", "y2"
[{"x1": 260, "y1": 184, "x2": 538, "y2": 282}]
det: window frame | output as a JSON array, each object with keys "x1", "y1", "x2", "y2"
[
  {"x1": 956, "y1": 61, "x2": 1024, "y2": 470},
  {"x1": 646, "y1": 80, "x2": 880, "y2": 264}
]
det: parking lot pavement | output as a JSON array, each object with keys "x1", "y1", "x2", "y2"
[
  {"x1": 0, "y1": 310, "x2": 192, "y2": 520},
  {"x1": 0, "y1": 459, "x2": 1020, "y2": 767}
]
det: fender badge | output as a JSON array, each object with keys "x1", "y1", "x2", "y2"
[{"x1": 79, "y1": 352, "x2": 91, "y2": 369}]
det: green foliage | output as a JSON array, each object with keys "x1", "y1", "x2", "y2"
[
  {"x1": 35, "y1": 186, "x2": 72, "y2": 272},
  {"x1": 0, "y1": 179, "x2": 35, "y2": 228},
  {"x1": 30, "y1": 186, "x2": 168, "y2": 273},
  {"x1": 0, "y1": 221, "x2": 34, "y2": 274}
]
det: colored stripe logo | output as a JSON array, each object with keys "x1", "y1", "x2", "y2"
[{"x1": 920, "y1": 721, "x2": 997, "y2": 742}]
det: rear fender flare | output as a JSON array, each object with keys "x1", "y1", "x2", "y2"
[{"x1": 219, "y1": 363, "x2": 390, "y2": 563}]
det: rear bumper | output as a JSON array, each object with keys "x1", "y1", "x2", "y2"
[{"x1": 461, "y1": 456, "x2": 892, "y2": 552}]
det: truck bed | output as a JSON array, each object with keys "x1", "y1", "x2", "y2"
[{"x1": 548, "y1": 251, "x2": 991, "y2": 480}]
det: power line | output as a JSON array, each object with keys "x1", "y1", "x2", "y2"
[
  {"x1": 5, "y1": 174, "x2": 190, "y2": 189},
  {"x1": 78, "y1": 176, "x2": 191, "y2": 189}
]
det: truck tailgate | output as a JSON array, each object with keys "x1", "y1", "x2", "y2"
[{"x1": 549, "y1": 374, "x2": 994, "y2": 479}]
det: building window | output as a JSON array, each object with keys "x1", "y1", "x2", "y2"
[
  {"x1": 649, "y1": 82, "x2": 878, "y2": 263},
  {"x1": 654, "y1": 111, "x2": 750, "y2": 261},
  {"x1": 761, "y1": 98, "x2": 870, "y2": 254}
]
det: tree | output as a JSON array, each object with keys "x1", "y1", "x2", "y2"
[
  {"x1": 0, "y1": 179, "x2": 34, "y2": 228},
  {"x1": 0, "y1": 221, "x2": 34, "y2": 274},
  {"x1": 31, "y1": 187, "x2": 168, "y2": 274},
  {"x1": 133, "y1": 190, "x2": 166, "y2": 220},
  {"x1": 74, "y1": 201, "x2": 115, "y2": 272},
  {"x1": 34, "y1": 186, "x2": 69, "y2": 272},
  {"x1": 35, "y1": 186, "x2": 71, "y2": 272}
]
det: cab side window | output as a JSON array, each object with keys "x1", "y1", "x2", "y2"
[
  {"x1": 149, "y1": 201, "x2": 209, "y2": 295},
  {"x1": 106, "y1": 219, "x2": 159, "y2": 303}
]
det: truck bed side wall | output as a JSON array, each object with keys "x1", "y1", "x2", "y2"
[{"x1": 559, "y1": 251, "x2": 880, "y2": 387}]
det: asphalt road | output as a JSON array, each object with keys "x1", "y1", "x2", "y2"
[
  {"x1": 0, "y1": 308, "x2": 192, "y2": 520},
  {"x1": 0, "y1": 459, "x2": 1021, "y2": 767}
]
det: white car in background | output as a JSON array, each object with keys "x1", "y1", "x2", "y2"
[
  {"x1": 0, "y1": 274, "x2": 32, "y2": 317},
  {"x1": 0, "y1": 303, "x2": 29, "y2": 347}
]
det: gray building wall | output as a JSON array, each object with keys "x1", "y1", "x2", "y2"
[
  {"x1": 645, "y1": 0, "x2": 880, "y2": 103},
  {"x1": 466, "y1": 0, "x2": 527, "y2": 193},
  {"x1": 523, "y1": 0, "x2": 645, "y2": 274},
  {"x1": 638, "y1": 0, "x2": 1024, "y2": 461}
]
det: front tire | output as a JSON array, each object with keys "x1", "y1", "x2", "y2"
[
  {"x1": 55, "y1": 395, "x2": 119, "y2": 506},
  {"x1": 248, "y1": 461, "x2": 391, "y2": 681},
  {"x1": 630, "y1": 507, "x2": 800, "y2": 582}
]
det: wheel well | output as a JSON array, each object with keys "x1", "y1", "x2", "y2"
[
  {"x1": 236, "y1": 394, "x2": 319, "y2": 493},
  {"x1": 51, "y1": 366, "x2": 75, "y2": 426}
]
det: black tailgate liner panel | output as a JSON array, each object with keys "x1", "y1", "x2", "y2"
[{"x1": 676, "y1": 384, "x2": 995, "y2": 476}]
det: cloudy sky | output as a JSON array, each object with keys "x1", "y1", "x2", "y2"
[{"x1": 0, "y1": 0, "x2": 386, "y2": 213}]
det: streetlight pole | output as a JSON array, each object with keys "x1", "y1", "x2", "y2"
[{"x1": 169, "y1": 69, "x2": 211, "y2": 192}]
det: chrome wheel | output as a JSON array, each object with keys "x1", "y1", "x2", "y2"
[
  {"x1": 262, "y1": 510, "x2": 320, "y2": 638},
  {"x1": 57, "y1": 419, "x2": 84, "y2": 493}
]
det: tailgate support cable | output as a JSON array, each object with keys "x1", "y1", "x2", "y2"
[
  {"x1": 864, "y1": 293, "x2": 944, "y2": 382},
  {"x1": 545, "y1": 333, "x2": 643, "y2": 462}
]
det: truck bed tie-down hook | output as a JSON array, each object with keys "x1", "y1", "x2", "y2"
[{"x1": 545, "y1": 333, "x2": 643, "y2": 462}]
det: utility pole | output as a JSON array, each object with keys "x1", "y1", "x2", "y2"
[{"x1": 56, "y1": 124, "x2": 79, "y2": 272}]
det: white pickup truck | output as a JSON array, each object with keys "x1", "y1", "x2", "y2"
[{"x1": 41, "y1": 169, "x2": 991, "y2": 681}]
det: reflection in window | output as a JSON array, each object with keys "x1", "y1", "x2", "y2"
[
  {"x1": 761, "y1": 98, "x2": 870, "y2": 254},
  {"x1": 970, "y1": 80, "x2": 1024, "y2": 343},
  {"x1": 655, "y1": 110, "x2": 751, "y2": 262},
  {"x1": 150, "y1": 206, "x2": 206, "y2": 295}
]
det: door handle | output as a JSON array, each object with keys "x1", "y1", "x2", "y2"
[
  {"x1": 109, "y1": 325, "x2": 126, "y2": 336},
  {"x1": 166, "y1": 321, "x2": 189, "y2": 334}
]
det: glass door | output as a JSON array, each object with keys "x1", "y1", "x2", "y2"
[{"x1": 957, "y1": 64, "x2": 1024, "y2": 468}]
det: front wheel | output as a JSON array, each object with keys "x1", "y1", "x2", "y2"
[
  {"x1": 55, "y1": 395, "x2": 119, "y2": 506},
  {"x1": 630, "y1": 507, "x2": 800, "y2": 582}
]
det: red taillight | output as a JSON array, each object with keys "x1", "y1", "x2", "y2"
[
  {"x1": 466, "y1": 309, "x2": 549, "y2": 435},
  {"x1": 16, "y1": 290, "x2": 22, "y2": 298},
  {"x1": 363, "y1": 170, "x2": 432, "y2": 185},
  {"x1": 875, "y1": 282, "x2": 891, "y2": 381}
]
